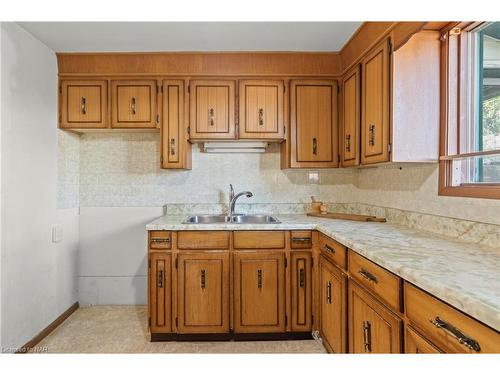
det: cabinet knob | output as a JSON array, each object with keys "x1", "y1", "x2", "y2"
[{"x1": 80, "y1": 97, "x2": 87, "y2": 115}]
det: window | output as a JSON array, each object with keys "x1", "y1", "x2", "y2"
[{"x1": 439, "y1": 22, "x2": 500, "y2": 199}]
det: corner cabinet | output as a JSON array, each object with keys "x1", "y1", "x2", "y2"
[
  {"x1": 189, "y1": 80, "x2": 236, "y2": 140},
  {"x1": 288, "y1": 80, "x2": 339, "y2": 168}
]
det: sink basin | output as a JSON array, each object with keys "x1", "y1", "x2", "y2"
[{"x1": 183, "y1": 214, "x2": 280, "y2": 224}]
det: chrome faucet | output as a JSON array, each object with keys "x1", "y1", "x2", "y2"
[{"x1": 229, "y1": 185, "x2": 253, "y2": 216}]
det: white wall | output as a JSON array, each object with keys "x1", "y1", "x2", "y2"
[{"x1": 0, "y1": 23, "x2": 79, "y2": 351}]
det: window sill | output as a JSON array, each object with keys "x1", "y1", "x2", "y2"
[{"x1": 438, "y1": 185, "x2": 500, "y2": 199}]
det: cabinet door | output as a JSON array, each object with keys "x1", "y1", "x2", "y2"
[
  {"x1": 189, "y1": 80, "x2": 235, "y2": 139},
  {"x1": 149, "y1": 252, "x2": 172, "y2": 333},
  {"x1": 348, "y1": 281, "x2": 402, "y2": 353},
  {"x1": 161, "y1": 80, "x2": 191, "y2": 169},
  {"x1": 405, "y1": 326, "x2": 442, "y2": 353},
  {"x1": 290, "y1": 80, "x2": 338, "y2": 168},
  {"x1": 361, "y1": 39, "x2": 390, "y2": 164},
  {"x1": 111, "y1": 80, "x2": 158, "y2": 128},
  {"x1": 319, "y1": 256, "x2": 347, "y2": 353},
  {"x1": 177, "y1": 252, "x2": 230, "y2": 333},
  {"x1": 234, "y1": 251, "x2": 286, "y2": 333},
  {"x1": 238, "y1": 80, "x2": 284, "y2": 139},
  {"x1": 341, "y1": 66, "x2": 360, "y2": 167},
  {"x1": 290, "y1": 252, "x2": 312, "y2": 332},
  {"x1": 60, "y1": 80, "x2": 108, "y2": 129}
]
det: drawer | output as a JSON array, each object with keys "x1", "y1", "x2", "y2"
[
  {"x1": 348, "y1": 251, "x2": 401, "y2": 311},
  {"x1": 405, "y1": 325, "x2": 442, "y2": 353},
  {"x1": 233, "y1": 231, "x2": 285, "y2": 249},
  {"x1": 148, "y1": 231, "x2": 172, "y2": 250},
  {"x1": 318, "y1": 233, "x2": 346, "y2": 270},
  {"x1": 290, "y1": 231, "x2": 312, "y2": 249},
  {"x1": 177, "y1": 231, "x2": 230, "y2": 250},
  {"x1": 405, "y1": 283, "x2": 500, "y2": 353}
]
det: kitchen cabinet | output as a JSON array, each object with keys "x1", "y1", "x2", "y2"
[
  {"x1": 233, "y1": 251, "x2": 286, "y2": 333},
  {"x1": 405, "y1": 325, "x2": 442, "y2": 353},
  {"x1": 59, "y1": 80, "x2": 108, "y2": 129},
  {"x1": 288, "y1": 80, "x2": 339, "y2": 168},
  {"x1": 149, "y1": 252, "x2": 172, "y2": 333},
  {"x1": 361, "y1": 39, "x2": 390, "y2": 165},
  {"x1": 340, "y1": 65, "x2": 360, "y2": 167},
  {"x1": 189, "y1": 80, "x2": 236, "y2": 139},
  {"x1": 238, "y1": 80, "x2": 285, "y2": 139},
  {"x1": 160, "y1": 80, "x2": 191, "y2": 169},
  {"x1": 290, "y1": 252, "x2": 312, "y2": 332},
  {"x1": 111, "y1": 80, "x2": 158, "y2": 128},
  {"x1": 177, "y1": 251, "x2": 230, "y2": 333},
  {"x1": 319, "y1": 255, "x2": 347, "y2": 353},
  {"x1": 348, "y1": 280, "x2": 402, "y2": 353}
]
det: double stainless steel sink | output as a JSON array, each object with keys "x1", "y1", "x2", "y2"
[{"x1": 183, "y1": 214, "x2": 280, "y2": 224}]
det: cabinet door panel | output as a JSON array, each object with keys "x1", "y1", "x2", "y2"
[
  {"x1": 290, "y1": 80, "x2": 338, "y2": 168},
  {"x1": 149, "y1": 253, "x2": 172, "y2": 333},
  {"x1": 361, "y1": 39, "x2": 390, "y2": 164},
  {"x1": 341, "y1": 66, "x2": 360, "y2": 166},
  {"x1": 190, "y1": 80, "x2": 235, "y2": 139},
  {"x1": 234, "y1": 252, "x2": 286, "y2": 333},
  {"x1": 161, "y1": 80, "x2": 191, "y2": 169},
  {"x1": 348, "y1": 281, "x2": 402, "y2": 353},
  {"x1": 405, "y1": 325, "x2": 442, "y2": 353},
  {"x1": 290, "y1": 252, "x2": 312, "y2": 331},
  {"x1": 239, "y1": 80, "x2": 284, "y2": 139},
  {"x1": 111, "y1": 80, "x2": 157, "y2": 128},
  {"x1": 319, "y1": 256, "x2": 347, "y2": 353},
  {"x1": 60, "y1": 80, "x2": 107, "y2": 128},
  {"x1": 177, "y1": 252, "x2": 230, "y2": 333}
]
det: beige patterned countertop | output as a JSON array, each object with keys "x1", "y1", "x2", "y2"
[{"x1": 146, "y1": 214, "x2": 500, "y2": 331}]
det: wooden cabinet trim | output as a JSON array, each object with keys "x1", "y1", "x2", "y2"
[
  {"x1": 149, "y1": 252, "x2": 172, "y2": 333},
  {"x1": 341, "y1": 65, "x2": 361, "y2": 167},
  {"x1": 290, "y1": 252, "x2": 312, "y2": 332},
  {"x1": 405, "y1": 325, "x2": 443, "y2": 353}
]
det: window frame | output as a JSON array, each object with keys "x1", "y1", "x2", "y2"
[{"x1": 439, "y1": 21, "x2": 500, "y2": 199}]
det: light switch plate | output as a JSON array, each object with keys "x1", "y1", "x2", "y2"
[
  {"x1": 52, "y1": 225, "x2": 63, "y2": 243},
  {"x1": 307, "y1": 171, "x2": 320, "y2": 184}
]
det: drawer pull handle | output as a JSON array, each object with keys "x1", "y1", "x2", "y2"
[
  {"x1": 257, "y1": 269, "x2": 263, "y2": 289},
  {"x1": 258, "y1": 108, "x2": 264, "y2": 126},
  {"x1": 324, "y1": 244, "x2": 335, "y2": 254},
  {"x1": 201, "y1": 269, "x2": 206, "y2": 289},
  {"x1": 292, "y1": 237, "x2": 311, "y2": 243},
  {"x1": 150, "y1": 238, "x2": 170, "y2": 243},
  {"x1": 430, "y1": 316, "x2": 481, "y2": 352},
  {"x1": 158, "y1": 269, "x2": 164, "y2": 288},
  {"x1": 369, "y1": 124, "x2": 375, "y2": 146},
  {"x1": 358, "y1": 268, "x2": 378, "y2": 283},
  {"x1": 131, "y1": 97, "x2": 136, "y2": 115},
  {"x1": 326, "y1": 281, "x2": 332, "y2": 304},
  {"x1": 170, "y1": 138, "x2": 176, "y2": 155},
  {"x1": 346, "y1": 134, "x2": 351, "y2": 152},
  {"x1": 80, "y1": 97, "x2": 87, "y2": 115},
  {"x1": 208, "y1": 108, "x2": 215, "y2": 126},
  {"x1": 299, "y1": 269, "x2": 305, "y2": 288},
  {"x1": 363, "y1": 321, "x2": 372, "y2": 353},
  {"x1": 312, "y1": 137, "x2": 318, "y2": 155}
]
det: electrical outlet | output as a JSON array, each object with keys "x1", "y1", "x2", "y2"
[
  {"x1": 52, "y1": 225, "x2": 63, "y2": 243},
  {"x1": 307, "y1": 171, "x2": 320, "y2": 184}
]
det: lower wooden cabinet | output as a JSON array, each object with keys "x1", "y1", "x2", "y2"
[
  {"x1": 233, "y1": 251, "x2": 286, "y2": 333},
  {"x1": 348, "y1": 281, "x2": 402, "y2": 353},
  {"x1": 319, "y1": 256, "x2": 347, "y2": 353},
  {"x1": 405, "y1": 325, "x2": 442, "y2": 353},
  {"x1": 177, "y1": 251, "x2": 230, "y2": 333},
  {"x1": 149, "y1": 252, "x2": 172, "y2": 333},
  {"x1": 290, "y1": 252, "x2": 312, "y2": 332}
]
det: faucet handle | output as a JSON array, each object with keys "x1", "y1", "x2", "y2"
[{"x1": 229, "y1": 184, "x2": 235, "y2": 199}]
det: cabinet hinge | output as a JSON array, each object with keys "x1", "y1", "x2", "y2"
[
  {"x1": 338, "y1": 154, "x2": 341, "y2": 163},
  {"x1": 58, "y1": 114, "x2": 62, "y2": 124},
  {"x1": 337, "y1": 85, "x2": 340, "y2": 93},
  {"x1": 285, "y1": 315, "x2": 288, "y2": 326},
  {"x1": 285, "y1": 258, "x2": 287, "y2": 268},
  {"x1": 283, "y1": 85, "x2": 286, "y2": 93},
  {"x1": 187, "y1": 85, "x2": 190, "y2": 94},
  {"x1": 156, "y1": 114, "x2": 160, "y2": 124},
  {"x1": 187, "y1": 126, "x2": 190, "y2": 135},
  {"x1": 311, "y1": 315, "x2": 314, "y2": 325},
  {"x1": 148, "y1": 259, "x2": 151, "y2": 268},
  {"x1": 175, "y1": 317, "x2": 178, "y2": 327},
  {"x1": 283, "y1": 125, "x2": 286, "y2": 134},
  {"x1": 160, "y1": 155, "x2": 163, "y2": 164},
  {"x1": 388, "y1": 143, "x2": 392, "y2": 153},
  {"x1": 311, "y1": 258, "x2": 314, "y2": 268},
  {"x1": 148, "y1": 317, "x2": 151, "y2": 327},
  {"x1": 175, "y1": 258, "x2": 178, "y2": 269},
  {"x1": 388, "y1": 39, "x2": 393, "y2": 54},
  {"x1": 59, "y1": 85, "x2": 62, "y2": 94}
]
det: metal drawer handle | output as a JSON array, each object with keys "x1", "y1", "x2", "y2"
[
  {"x1": 299, "y1": 269, "x2": 305, "y2": 288},
  {"x1": 363, "y1": 321, "x2": 372, "y2": 353},
  {"x1": 324, "y1": 244, "x2": 335, "y2": 254},
  {"x1": 346, "y1": 134, "x2": 351, "y2": 152},
  {"x1": 257, "y1": 269, "x2": 263, "y2": 289},
  {"x1": 80, "y1": 97, "x2": 87, "y2": 115},
  {"x1": 312, "y1": 137, "x2": 318, "y2": 155},
  {"x1": 150, "y1": 238, "x2": 170, "y2": 243},
  {"x1": 209, "y1": 108, "x2": 215, "y2": 126},
  {"x1": 430, "y1": 316, "x2": 481, "y2": 352},
  {"x1": 170, "y1": 138, "x2": 176, "y2": 155},
  {"x1": 292, "y1": 237, "x2": 311, "y2": 243},
  {"x1": 358, "y1": 268, "x2": 378, "y2": 283},
  {"x1": 131, "y1": 97, "x2": 136, "y2": 115},
  {"x1": 158, "y1": 270, "x2": 164, "y2": 288},
  {"x1": 369, "y1": 124, "x2": 375, "y2": 146},
  {"x1": 258, "y1": 108, "x2": 264, "y2": 126},
  {"x1": 326, "y1": 281, "x2": 332, "y2": 304},
  {"x1": 201, "y1": 269, "x2": 206, "y2": 289}
]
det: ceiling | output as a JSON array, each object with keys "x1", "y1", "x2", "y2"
[{"x1": 17, "y1": 22, "x2": 362, "y2": 52}]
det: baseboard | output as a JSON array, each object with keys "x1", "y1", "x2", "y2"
[
  {"x1": 16, "y1": 301, "x2": 79, "y2": 353},
  {"x1": 151, "y1": 331, "x2": 313, "y2": 342}
]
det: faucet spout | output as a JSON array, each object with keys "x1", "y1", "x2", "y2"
[{"x1": 229, "y1": 190, "x2": 253, "y2": 216}]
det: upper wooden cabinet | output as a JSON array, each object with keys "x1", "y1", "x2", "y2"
[
  {"x1": 289, "y1": 80, "x2": 339, "y2": 168},
  {"x1": 238, "y1": 80, "x2": 284, "y2": 139},
  {"x1": 361, "y1": 39, "x2": 390, "y2": 165},
  {"x1": 161, "y1": 80, "x2": 191, "y2": 170},
  {"x1": 60, "y1": 80, "x2": 107, "y2": 129},
  {"x1": 111, "y1": 80, "x2": 158, "y2": 128},
  {"x1": 341, "y1": 66, "x2": 360, "y2": 167},
  {"x1": 189, "y1": 80, "x2": 236, "y2": 139}
]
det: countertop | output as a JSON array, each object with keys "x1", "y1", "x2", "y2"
[{"x1": 146, "y1": 214, "x2": 500, "y2": 331}]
